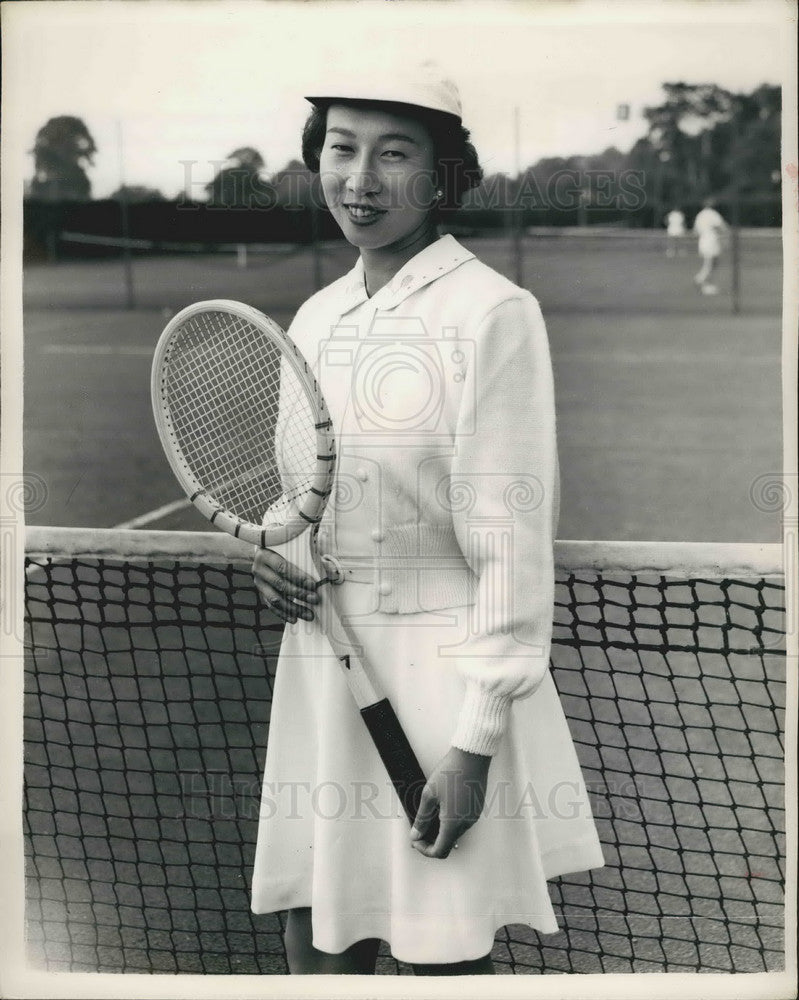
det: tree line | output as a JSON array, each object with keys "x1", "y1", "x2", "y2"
[{"x1": 26, "y1": 82, "x2": 781, "y2": 237}]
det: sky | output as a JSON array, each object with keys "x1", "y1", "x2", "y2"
[{"x1": 4, "y1": 0, "x2": 791, "y2": 200}]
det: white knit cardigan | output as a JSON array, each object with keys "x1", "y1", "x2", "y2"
[{"x1": 287, "y1": 235, "x2": 559, "y2": 757}]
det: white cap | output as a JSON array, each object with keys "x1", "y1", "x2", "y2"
[{"x1": 305, "y1": 60, "x2": 462, "y2": 121}]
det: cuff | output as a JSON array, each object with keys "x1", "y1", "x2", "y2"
[{"x1": 450, "y1": 683, "x2": 512, "y2": 756}]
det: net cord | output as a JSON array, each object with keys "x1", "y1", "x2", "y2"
[{"x1": 24, "y1": 526, "x2": 784, "y2": 577}]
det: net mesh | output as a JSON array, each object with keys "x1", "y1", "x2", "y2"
[
  {"x1": 23, "y1": 537, "x2": 786, "y2": 975},
  {"x1": 157, "y1": 309, "x2": 322, "y2": 528}
]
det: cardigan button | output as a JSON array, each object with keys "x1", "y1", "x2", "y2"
[
  {"x1": 355, "y1": 467, "x2": 369, "y2": 482},
  {"x1": 371, "y1": 529, "x2": 384, "y2": 543},
  {"x1": 378, "y1": 581, "x2": 392, "y2": 596}
]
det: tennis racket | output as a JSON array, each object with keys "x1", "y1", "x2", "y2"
[{"x1": 151, "y1": 299, "x2": 434, "y2": 832}]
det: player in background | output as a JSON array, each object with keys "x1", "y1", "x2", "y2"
[
  {"x1": 692, "y1": 198, "x2": 729, "y2": 295},
  {"x1": 664, "y1": 207, "x2": 687, "y2": 258}
]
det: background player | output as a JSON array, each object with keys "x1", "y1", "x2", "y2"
[
  {"x1": 692, "y1": 197, "x2": 729, "y2": 295},
  {"x1": 664, "y1": 206, "x2": 687, "y2": 257}
]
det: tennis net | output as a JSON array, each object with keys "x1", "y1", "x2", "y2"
[{"x1": 23, "y1": 527, "x2": 787, "y2": 975}]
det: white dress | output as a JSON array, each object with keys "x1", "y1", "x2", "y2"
[
  {"x1": 250, "y1": 237, "x2": 605, "y2": 964},
  {"x1": 666, "y1": 210, "x2": 686, "y2": 236},
  {"x1": 694, "y1": 207, "x2": 725, "y2": 258}
]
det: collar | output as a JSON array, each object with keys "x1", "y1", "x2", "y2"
[{"x1": 334, "y1": 234, "x2": 474, "y2": 316}]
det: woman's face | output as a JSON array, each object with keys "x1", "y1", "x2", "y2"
[{"x1": 318, "y1": 103, "x2": 438, "y2": 251}]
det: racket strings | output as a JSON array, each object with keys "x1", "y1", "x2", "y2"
[{"x1": 162, "y1": 311, "x2": 319, "y2": 526}]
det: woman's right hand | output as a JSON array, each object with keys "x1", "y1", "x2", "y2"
[{"x1": 252, "y1": 547, "x2": 320, "y2": 623}]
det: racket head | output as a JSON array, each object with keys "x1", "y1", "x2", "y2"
[{"x1": 151, "y1": 299, "x2": 335, "y2": 547}]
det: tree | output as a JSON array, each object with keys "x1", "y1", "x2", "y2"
[
  {"x1": 644, "y1": 83, "x2": 737, "y2": 200},
  {"x1": 642, "y1": 82, "x2": 781, "y2": 214},
  {"x1": 29, "y1": 116, "x2": 97, "y2": 201},
  {"x1": 109, "y1": 185, "x2": 167, "y2": 203},
  {"x1": 205, "y1": 146, "x2": 275, "y2": 208},
  {"x1": 461, "y1": 171, "x2": 514, "y2": 212},
  {"x1": 272, "y1": 158, "x2": 316, "y2": 210},
  {"x1": 722, "y1": 84, "x2": 781, "y2": 196}
]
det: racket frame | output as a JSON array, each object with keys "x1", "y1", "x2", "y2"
[{"x1": 151, "y1": 299, "x2": 335, "y2": 548}]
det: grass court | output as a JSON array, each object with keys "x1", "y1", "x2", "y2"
[{"x1": 23, "y1": 231, "x2": 783, "y2": 542}]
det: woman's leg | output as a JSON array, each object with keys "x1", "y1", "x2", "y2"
[
  {"x1": 284, "y1": 907, "x2": 381, "y2": 974},
  {"x1": 695, "y1": 254, "x2": 711, "y2": 284},
  {"x1": 412, "y1": 954, "x2": 495, "y2": 976}
]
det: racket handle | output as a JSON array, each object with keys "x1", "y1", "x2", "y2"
[{"x1": 360, "y1": 698, "x2": 440, "y2": 841}]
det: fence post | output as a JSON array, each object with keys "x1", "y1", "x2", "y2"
[
  {"x1": 512, "y1": 106, "x2": 524, "y2": 286},
  {"x1": 116, "y1": 121, "x2": 135, "y2": 310},
  {"x1": 730, "y1": 194, "x2": 741, "y2": 315},
  {"x1": 119, "y1": 197, "x2": 135, "y2": 311},
  {"x1": 310, "y1": 200, "x2": 323, "y2": 292},
  {"x1": 729, "y1": 109, "x2": 743, "y2": 316}
]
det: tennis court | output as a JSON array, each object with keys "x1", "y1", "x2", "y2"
[
  {"x1": 21, "y1": 228, "x2": 787, "y2": 977},
  {"x1": 23, "y1": 231, "x2": 783, "y2": 542}
]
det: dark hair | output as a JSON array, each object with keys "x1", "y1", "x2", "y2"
[{"x1": 301, "y1": 99, "x2": 483, "y2": 216}]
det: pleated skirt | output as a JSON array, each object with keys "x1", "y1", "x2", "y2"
[{"x1": 250, "y1": 575, "x2": 605, "y2": 964}]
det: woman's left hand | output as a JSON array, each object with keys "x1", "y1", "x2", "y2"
[{"x1": 410, "y1": 747, "x2": 491, "y2": 858}]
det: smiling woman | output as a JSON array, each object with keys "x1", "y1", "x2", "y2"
[
  {"x1": 302, "y1": 96, "x2": 482, "y2": 210},
  {"x1": 320, "y1": 105, "x2": 439, "y2": 257},
  {"x1": 247, "y1": 62, "x2": 605, "y2": 977},
  {"x1": 301, "y1": 93, "x2": 481, "y2": 296}
]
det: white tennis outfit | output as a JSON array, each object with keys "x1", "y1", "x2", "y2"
[
  {"x1": 693, "y1": 206, "x2": 726, "y2": 258},
  {"x1": 250, "y1": 235, "x2": 604, "y2": 963},
  {"x1": 665, "y1": 209, "x2": 686, "y2": 236}
]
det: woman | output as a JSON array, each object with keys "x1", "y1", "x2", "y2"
[
  {"x1": 664, "y1": 206, "x2": 686, "y2": 257},
  {"x1": 692, "y1": 197, "x2": 728, "y2": 295},
  {"x1": 251, "y1": 64, "x2": 604, "y2": 975}
]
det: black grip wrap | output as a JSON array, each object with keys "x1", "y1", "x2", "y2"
[{"x1": 360, "y1": 698, "x2": 440, "y2": 841}]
